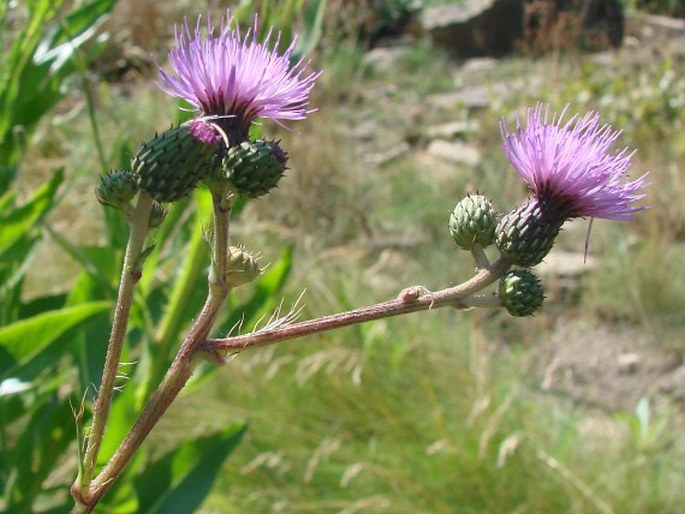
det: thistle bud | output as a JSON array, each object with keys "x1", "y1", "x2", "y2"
[
  {"x1": 225, "y1": 246, "x2": 261, "y2": 287},
  {"x1": 495, "y1": 198, "x2": 563, "y2": 267},
  {"x1": 448, "y1": 194, "x2": 497, "y2": 250},
  {"x1": 148, "y1": 202, "x2": 167, "y2": 229},
  {"x1": 221, "y1": 140, "x2": 288, "y2": 198},
  {"x1": 132, "y1": 121, "x2": 219, "y2": 203},
  {"x1": 499, "y1": 269, "x2": 544, "y2": 317},
  {"x1": 95, "y1": 170, "x2": 138, "y2": 210}
]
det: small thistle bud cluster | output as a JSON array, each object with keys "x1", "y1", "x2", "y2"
[
  {"x1": 219, "y1": 140, "x2": 288, "y2": 198},
  {"x1": 449, "y1": 192, "x2": 549, "y2": 317},
  {"x1": 449, "y1": 194, "x2": 497, "y2": 250},
  {"x1": 498, "y1": 269, "x2": 544, "y2": 317},
  {"x1": 225, "y1": 246, "x2": 261, "y2": 287}
]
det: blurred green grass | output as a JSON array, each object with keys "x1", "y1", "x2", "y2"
[{"x1": 20, "y1": 0, "x2": 685, "y2": 512}]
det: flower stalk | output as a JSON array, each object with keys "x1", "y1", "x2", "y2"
[
  {"x1": 201, "y1": 258, "x2": 512, "y2": 357},
  {"x1": 76, "y1": 192, "x2": 154, "y2": 500},
  {"x1": 74, "y1": 191, "x2": 234, "y2": 513}
]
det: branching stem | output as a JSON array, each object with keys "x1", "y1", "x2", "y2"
[
  {"x1": 72, "y1": 190, "x2": 511, "y2": 513},
  {"x1": 201, "y1": 258, "x2": 511, "y2": 356},
  {"x1": 74, "y1": 191, "x2": 233, "y2": 512}
]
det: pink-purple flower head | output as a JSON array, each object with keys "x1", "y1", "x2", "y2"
[
  {"x1": 500, "y1": 104, "x2": 648, "y2": 222},
  {"x1": 157, "y1": 11, "x2": 321, "y2": 146}
]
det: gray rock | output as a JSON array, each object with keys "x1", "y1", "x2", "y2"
[
  {"x1": 425, "y1": 83, "x2": 512, "y2": 111},
  {"x1": 460, "y1": 57, "x2": 499, "y2": 73},
  {"x1": 426, "y1": 139, "x2": 481, "y2": 167},
  {"x1": 362, "y1": 46, "x2": 410, "y2": 74},
  {"x1": 536, "y1": 251, "x2": 596, "y2": 278},
  {"x1": 421, "y1": 0, "x2": 625, "y2": 57},
  {"x1": 426, "y1": 120, "x2": 481, "y2": 139},
  {"x1": 421, "y1": 0, "x2": 524, "y2": 56}
]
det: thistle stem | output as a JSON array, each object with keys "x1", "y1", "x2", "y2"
[
  {"x1": 74, "y1": 193, "x2": 510, "y2": 511},
  {"x1": 201, "y1": 258, "x2": 511, "y2": 356},
  {"x1": 76, "y1": 193, "x2": 154, "y2": 498},
  {"x1": 75, "y1": 191, "x2": 233, "y2": 512}
]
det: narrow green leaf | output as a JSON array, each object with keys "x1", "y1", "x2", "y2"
[
  {"x1": 51, "y1": 0, "x2": 117, "y2": 46},
  {"x1": 102, "y1": 203, "x2": 130, "y2": 251},
  {"x1": 0, "y1": 169, "x2": 63, "y2": 255},
  {"x1": 0, "y1": 190, "x2": 17, "y2": 214},
  {"x1": 0, "y1": 301, "x2": 110, "y2": 380},
  {"x1": 296, "y1": 0, "x2": 327, "y2": 58},
  {"x1": 154, "y1": 196, "x2": 211, "y2": 357},
  {"x1": 5, "y1": 391, "x2": 74, "y2": 508},
  {"x1": 138, "y1": 194, "x2": 200, "y2": 294},
  {"x1": 96, "y1": 380, "x2": 143, "y2": 465},
  {"x1": 18, "y1": 292, "x2": 67, "y2": 318},
  {"x1": 135, "y1": 424, "x2": 247, "y2": 514},
  {"x1": 46, "y1": 228, "x2": 120, "y2": 293}
]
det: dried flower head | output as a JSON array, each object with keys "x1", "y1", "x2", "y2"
[
  {"x1": 157, "y1": 11, "x2": 321, "y2": 145},
  {"x1": 500, "y1": 103, "x2": 648, "y2": 221}
]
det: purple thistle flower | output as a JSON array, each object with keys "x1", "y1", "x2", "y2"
[
  {"x1": 157, "y1": 11, "x2": 321, "y2": 146},
  {"x1": 495, "y1": 104, "x2": 649, "y2": 266},
  {"x1": 500, "y1": 103, "x2": 648, "y2": 221}
]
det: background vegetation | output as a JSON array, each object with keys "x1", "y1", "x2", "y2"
[{"x1": 2, "y1": 0, "x2": 683, "y2": 512}]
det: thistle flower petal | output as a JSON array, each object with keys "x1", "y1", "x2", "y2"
[
  {"x1": 500, "y1": 104, "x2": 648, "y2": 221},
  {"x1": 156, "y1": 11, "x2": 321, "y2": 144}
]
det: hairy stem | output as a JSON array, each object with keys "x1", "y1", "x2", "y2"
[
  {"x1": 201, "y1": 258, "x2": 511, "y2": 356},
  {"x1": 78, "y1": 194, "x2": 153, "y2": 489},
  {"x1": 74, "y1": 190, "x2": 510, "y2": 511},
  {"x1": 75, "y1": 191, "x2": 233, "y2": 512}
]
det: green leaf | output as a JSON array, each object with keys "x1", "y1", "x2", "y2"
[
  {"x1": 154, "y1": 194, "x2": 211, "y2": 358},
  {"x1": 3, "y1": 390, "x2": 75, "y2": 510},
  {"x1": 0, "y1": 236, "x2": 41, "y2": 324},
  {"x1": 135, "y1": 424, "x2": 247, "y2": 514},
  {"x1": 296, "y1": 0, "x2": 328, "y2": 58},
  {"x1": 0, "y1": 169, "x2": 63, "y2": 255},
  {"x1": 96, "y1": 382, "x2": 143, "y2": 466},
  {"x1": 0, "y1": 0, "x2": 116, "y2": 189},
  {"x1": 0, "y1": 190, "x2": 17, "y2": 214},
  {"x1": 51, "y1": 0, "x2": 118, "y2": 47},
  {"x1": 138, "y1": 194, "x2": 201, "y2": 294},
  {"x1": 47, "y1": 234, "x2": 121, "y2": 296},
  {"x1": 18, "y1": 292, "x2": 67, "y2": 318},
  {"x1": 0, "y1": 301, "x2": 110, "y2": 381}
]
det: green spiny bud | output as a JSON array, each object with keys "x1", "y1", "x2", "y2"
[
  {"x1": 95, "y1": 170, "x2": 138, "y2": 210},
  {"x1": 499, "y1": 269, "x2": 544, "y2": 317},
  {"x1": 148, "y1": 202, "x2": 167, "y2": 229},
  {"x1": 226, "y1": 246, "x2": 261, "y2": 287},
  {"x1": 221, "y1": 139, "x2": 288, "y2": 198},
  {"x1": 495, "y1": 198, "x2": 563, "y2": 267},
  {"x1": 448, "y1": 194, "x2": 497, "y2": 250},
  {"x1": 132, "y1": 121, "x2": 219, "y2": 203}
]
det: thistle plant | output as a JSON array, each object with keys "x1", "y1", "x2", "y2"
[{"x1": 70, "y1": 11, "x2": 648, "y2": 513}]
